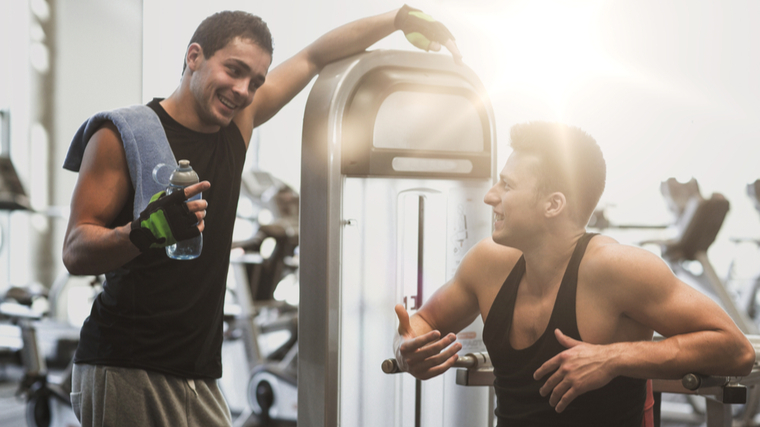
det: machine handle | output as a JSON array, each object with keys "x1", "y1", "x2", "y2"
[
  {"x1": 381, "y1": 352, "x2": 489, "y2": 374},
  {"x1": 681, "y1": 373, "x2": 732, "y2": 391}
]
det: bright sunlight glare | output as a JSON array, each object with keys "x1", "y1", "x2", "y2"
[{"x1": 462, "y1": 0, "x2": 627, "y2": 119}]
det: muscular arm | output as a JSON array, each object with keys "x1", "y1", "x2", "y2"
[
  {"x1": 62, "y1": 123, "x2": 141, "y2": 274},
  {"x1": 234, "y1": 9, "x2": 397, "y2": 138},
  {"x1": 598, "y1": 245, "x2": 754, "y2": 378},
  {"x1": 236, "y1": 6, "x2": 460, "y2": 137},
  {"x1": 62, "y1": 124, "x2": 210, "y2": 275},
  {"x1": 536, "y1": 242, "x2": 755, "y2": 412},
  {"x1": 397, "y1": 238, "x2": 519, "y2": 379}
]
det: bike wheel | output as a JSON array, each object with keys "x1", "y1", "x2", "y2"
[{"x1": 25, "y1": 394, "x2": 51, "y2": 427}]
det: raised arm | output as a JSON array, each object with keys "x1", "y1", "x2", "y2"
[
  {"x1": 63, "y1": 124, "x2": 209, "y2": 275},
  {"x1": 535, "y1": 242, "x2": 755, "y2": 413},
  {"x1": 236, "y1": 6, "x2": 461, "y2": 136}
]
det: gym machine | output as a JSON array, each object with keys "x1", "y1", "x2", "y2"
[
  {"x1": 728, "y1": 179, "x2": 760, "y2": 321},
  {"x1": 299, "y1": 50, "x2": 496, "y2": 427},
  {"x1": 646, "y1": 178, "x2": 758, "y2": 335},
  {"x1": 222, "y1": 169, "x2": 300, "y2": 426},
  {"x1": 383, "y1": 334, "x2": 760, "y2": 427}
]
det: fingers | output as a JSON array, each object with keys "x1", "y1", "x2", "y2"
[
  {"x1": 401, "y1": 331, "x2": 458, "y2": 361},
  {"x1": 409, "y1": 335, "x2": 458, "y2": 364},
  {"x1": 554, "y1": 329, "x2": 580, "y2": 349},
  {"x1": 553, "y1": 382, "x2": 579, "y2": 413},
  {"x1": 538, "y1": 367, "x2": 563, "y2": 397},
  {"x1": 534, "y1": 353, "x2": 561, "y2": 381},
  {"x1": 185, "y1": 199, "x2": 208, "y2": 214},
  {"x1": 537, "y1": 360, "x2": 578, "y2": 413},
  {"x1": 395, "y1": 304, "x2": 414, "y2": 338},
  {"x1": 443, "y1": 39, "x2": 463, "y2": 64},
  {"x1": 420, "y1": 352, "x2": 459, "y2": 379},
  {"x1": 185, "y1": 197, "x2": 208, "y2": 232},
  {"x1": 399, "y1": 330, "x2": 442, "y2": 356},
  {"x1": 404, "y1": 334, "x2": 462, "y2": 380},
  {"x1": 184, "y1": 180, "x2": 211, "y2": 199},
  {"x1": 425, "y1": 39, "x2": 464, "y2": 65},
  {"x1": 552, "y1": 387, "x2": 580, "y2": 413}
]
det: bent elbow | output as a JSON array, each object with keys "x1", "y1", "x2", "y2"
[
  {"x1": 738, "y1": 339, "x2": 756, "y2": 376},
  {"x1": 62, "y1": 243, "x2": 91, "y2": 276},
  {"x1": 62, "y1": 250, "x2": 83, "y2": 276}
]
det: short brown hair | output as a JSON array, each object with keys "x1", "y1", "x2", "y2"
[
  {"x1": 182, "y1": 11, "x2": 273, "y2": 73},
  {"x1": 509, "y1": 121, "x2": 606, "y2": 225}
]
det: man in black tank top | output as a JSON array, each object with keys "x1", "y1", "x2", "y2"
[
  {"x1": 394, "y1": 121, "x2": 754, "y2": 426},
  {"x1": 63, "y1": 8, "x2": 462, "y2": 427}
]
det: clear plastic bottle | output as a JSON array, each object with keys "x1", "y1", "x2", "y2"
[{"x1": 165, "y1": 160, "x2": 202, "y2": 260}]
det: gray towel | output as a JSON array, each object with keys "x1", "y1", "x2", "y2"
[{"x1": 64, "y1": 105, "x2": 177, "y2": 219}]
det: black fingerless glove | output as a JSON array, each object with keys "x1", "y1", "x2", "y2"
[
  {"x1": 394, "y1": 4, "x2": 455, "y2": 51},
  {"x1": 128, "y1": 190, "x2": 200, "y2": 253}
]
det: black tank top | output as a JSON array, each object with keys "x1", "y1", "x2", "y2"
[
  {"x1": 482, "y1": 233, "x2": 646, "y2": 426},
  {"x1": 74, "y1": 99, "x2": 246, "y2": 379}
]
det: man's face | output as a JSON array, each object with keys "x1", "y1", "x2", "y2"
[
  {"x1": 188, "y1": 37, "x2": 271, "y2": 129},
  {"x1": 484, "y1": 151, "x2": 544, "y2": 247}
]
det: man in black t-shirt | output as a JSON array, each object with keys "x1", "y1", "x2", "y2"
[{"x1": 63, "y1": 7, "x2": 461, "y2": 427}]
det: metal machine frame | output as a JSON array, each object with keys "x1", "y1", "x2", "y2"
[{"x1": 299, "y1": 50, "x2": 496, "y2": 427}]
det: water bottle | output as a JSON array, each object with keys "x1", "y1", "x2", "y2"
[{"x1": 165, "y1": 160, "x2": 202, "y2": 260}]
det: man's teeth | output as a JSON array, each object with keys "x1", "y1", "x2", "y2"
[
  {"x1": 494, "y1": 213, "x2": 504, "y2": 220},
  {"x1": 219, "y1": 96, "x2": 236, "y2": 109}
]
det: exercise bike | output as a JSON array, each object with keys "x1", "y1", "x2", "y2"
[
  {"x1": 220, "y1": 169, "x2": 299, "y2": 427},
  {"x1": 724, "y1": 179, "x2": 760, "y2": 324}
]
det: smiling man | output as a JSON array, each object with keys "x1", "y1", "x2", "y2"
[
  {"x1": 62, "y1": 7, "x2": 460, "y2": 427},
  {"x1": 394, "y1": 121, "x2": 754, "y2": 426}
]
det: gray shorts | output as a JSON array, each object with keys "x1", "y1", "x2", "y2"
[{"x1": 71, "y1": 363, "x2": 232, "y2": 427}]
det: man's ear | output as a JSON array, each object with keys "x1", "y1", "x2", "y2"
[
  {"x1": 544, "y1": 192, "x2": 567, "y2": 219},
  {"x1": 185, "y1": 43, "x2": 204, "y2": 72}
]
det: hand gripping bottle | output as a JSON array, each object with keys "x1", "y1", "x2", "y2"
[{"x1": 165, "y1": 160, "x2": 203, "y2": 260}]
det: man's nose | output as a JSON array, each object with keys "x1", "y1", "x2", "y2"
[
  {"x1": 232, "y1": 79, "x2": 249, "y2": 98},
  {"x1": 483, "y1": 185, "x2": 499, "y2": 206}
]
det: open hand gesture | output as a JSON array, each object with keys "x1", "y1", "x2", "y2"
[{"x1": 395, "y1": 304, "x2": 462, "y2": 380}]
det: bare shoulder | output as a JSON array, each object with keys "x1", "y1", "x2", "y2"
[
  {"x1": 83, "y1": 122, "x2": 126, "y2": 165},
  {"x1": 457, "y1": 237, "x2": 522, "y2": 290},
  {"x1": 581, "y1": 234, "x2": 677, "y2": 295},
  {"x1": 71, "y1": 122, "x2": 132, "y2": 223}
]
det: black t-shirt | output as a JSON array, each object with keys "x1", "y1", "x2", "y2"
[{"x1": 74, "y1": 98, "x2": 246, "y2": 379}]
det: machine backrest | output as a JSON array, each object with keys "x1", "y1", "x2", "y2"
[{"x1": 664, "y1": 194, "x2": 729, "y2": 261}]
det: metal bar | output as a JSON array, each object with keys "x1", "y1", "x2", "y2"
[
  {"x1": 705, "y1": 397, "x2": 732, "y2": 427},
  {"x1": 382, "y1": 353, "x2": 484, "y2": 374},
  {"x1": 694, "y1": 251, "x2": 759, "y2": 334},
  {"x1": 416, "y1": 196, "x2": 424, "y2": 309},
  {"x1": 415, "y1": 379, "x2": 422, "y2": 427}
]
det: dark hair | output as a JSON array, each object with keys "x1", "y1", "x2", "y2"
[
  {"x1": 509, "y1": 121, "x2": 606, "y2": 225},
  {"x1": 182, "y1": 11, "x2": 273, "y2": 73}
]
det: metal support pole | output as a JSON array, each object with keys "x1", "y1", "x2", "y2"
[
  {"x1": 694, "y1": 251, "x2": 759, "y2": 334},
  {"x1": 705, "y1": 397, "x2": 732, "y2": 427}
]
